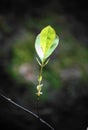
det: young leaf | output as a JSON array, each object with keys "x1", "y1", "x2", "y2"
[
  {"x1": 36, "y1": 57, "x2": 42, "y2": 66},
  {"x1": 35, "y1": 34, "x2": 44, "y2": 61},
  {"x1": 43, "y1": 58, "x2": 50, "y2": 66},
  {"x1": 40, "y1": 25, "x2": 56, "y2": 55},
  {"x1": 35, "y1": 25, "x2": 59, "y2": 62},
  {"x1": 44, "y1": 35, "x2": 59, "y2": 59}
]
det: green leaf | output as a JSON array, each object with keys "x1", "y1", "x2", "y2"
[
  {"x1": 44, "y1": 35, "x2": 59, "y2": 59},
  {"x1": 43, "y1": 58, "x2": 50, "y2": 66},
  {"x1": 35, "y1": 34, "x2": 44, "y2": 61},
  {"x1": 36, "y1": 57, "x2": 42, "y2": 66},
  {"x1": 40, "y1": 25, "x2": 56, "y2": 54},
  {"x1": 35, "y1": 25, "x2": 59, "y2": 62}
]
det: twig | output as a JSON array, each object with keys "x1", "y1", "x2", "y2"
[{"x1": 0, "y1": 93, "x2": 55, "y2": 130}]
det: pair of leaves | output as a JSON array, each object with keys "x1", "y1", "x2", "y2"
[{"x1": 35, "y1": 25, "x2": 59, "y2": 63}]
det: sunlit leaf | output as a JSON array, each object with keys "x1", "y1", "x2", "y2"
[
  {"x1": 35, "y1": 25, "x2": 59, "y2": 62},
  {"x1": 40, "y1": 25, "x2": 56, "y2": 54},
  {"x1": 35, "y1": 34, "x2": 44, "y2": 61},
  {"x1": 44, "y1": 35, "x2": 59, "y2": 59}
]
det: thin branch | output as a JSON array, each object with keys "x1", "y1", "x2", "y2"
[{"x1": 0, "y1": 93, "x2": 55, "y2": 130}]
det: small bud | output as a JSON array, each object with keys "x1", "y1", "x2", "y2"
[
  {"x1": 37, "y1": 84, "x2": 43, "y2": 91},
  {"x1": 36, "y1": 84, "x2": 43, "y2": 96},
  {"x1": 38, "y1": 76, "x2": 42, "y2": 82},
  {"x1": 37, "y1": 91, "x2": 43, "y2": 96}
]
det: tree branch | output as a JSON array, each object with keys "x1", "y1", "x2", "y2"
[{"x1": 0, "y1": 93, "x2": 55, "y2": 130}]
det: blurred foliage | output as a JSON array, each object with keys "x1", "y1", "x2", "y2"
[
  {"x1": 12, "y1": 32, "x2": 35, "y2": 64},
  {"x1": 7, "y1": 32, "x2": 35, "y2": 83},
  {"x1": 5, "y1": 13, "x2": 88, "y2": 100}
]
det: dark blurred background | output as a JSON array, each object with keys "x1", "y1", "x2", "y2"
[{"x1": 0, "y1": 0, "x2": 88, "y2": 130}]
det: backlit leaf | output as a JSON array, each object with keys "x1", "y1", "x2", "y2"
[
  {"x1": 40, "y1": 25, "x2": 56, "y2": 54},
  {"x1": 35, "y1": 25, "x2": 59, "y2": 62}
]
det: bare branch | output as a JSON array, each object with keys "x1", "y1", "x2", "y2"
[{"x1": 0, "y1": 93, "x2": 55, "y2": 130}]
